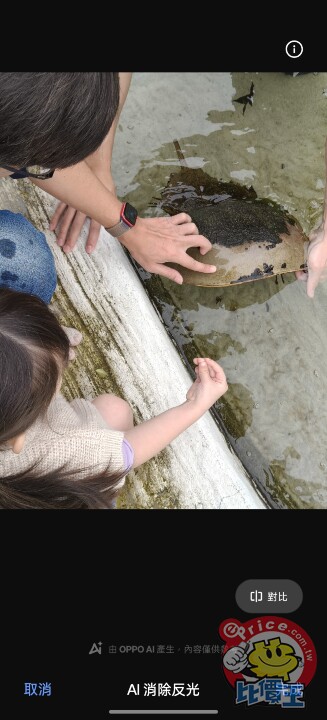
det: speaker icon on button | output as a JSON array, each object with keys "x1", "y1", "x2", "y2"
[{"x1": 286, "y1": 40, "x2": 303, "y2": 58}]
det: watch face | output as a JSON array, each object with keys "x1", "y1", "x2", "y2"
[{"x1": 122, "y1": 202, "x2": 138, "y2": 227}]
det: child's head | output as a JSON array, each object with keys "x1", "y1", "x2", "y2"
[
  {"x1": 0, "y1": 72, "x2": 120, "y2": 169},
  {"x1": 0, "y1": 288, "x2": 125, "y2": 509},
  {"x1": 0, "y1": 288, "x2": 70, "y2": 446}
]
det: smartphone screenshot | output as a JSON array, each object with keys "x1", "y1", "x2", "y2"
[{"x1": 0, "y1": 30, "x2": 325, "y2": 718}]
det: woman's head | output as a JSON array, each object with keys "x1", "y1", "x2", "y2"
[
  {"x1": 0, "y1": 72, "x2": 120, "y2": 169},
  {"x1": 0, "y1": 288, "x2": 69, "y2": 445}
]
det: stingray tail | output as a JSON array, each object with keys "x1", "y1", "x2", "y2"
[{"x1": 173, "y1": 139, "x2": 189, "y2": 168}]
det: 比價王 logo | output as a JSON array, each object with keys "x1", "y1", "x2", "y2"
[{"x1": 219, "y1": 616, "x2": 316, "y2": 709}]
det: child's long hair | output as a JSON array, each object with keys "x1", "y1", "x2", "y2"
[{"x1": 0, "y1": 288, "x2": 126, "y2": 509}]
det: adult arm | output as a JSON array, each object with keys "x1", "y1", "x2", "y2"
[
  {"x1": 32, "y1": 163, "x2": 216, "y2": 284},
  {"x1": 85, "y1": 72, "x2": 132, "y2": 181},
  {"x1": 48, "y1": 73, "x2": 132, "y2": 252}
]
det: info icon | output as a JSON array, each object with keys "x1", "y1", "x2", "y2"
[{"x1": 285, "y1": 40, "x2": 303, "y2": 59}]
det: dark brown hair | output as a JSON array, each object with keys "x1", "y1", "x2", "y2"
[
  {"x1": 0, "y1": 72, "x2": 120, "y2": 168},
  {"x1": 0, "y1": 288, "x2": 125, "y2": 509}
]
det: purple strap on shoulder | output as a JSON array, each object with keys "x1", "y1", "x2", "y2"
[{"x1": 122, "y1": 438, "x2": 134, "y2": 472}]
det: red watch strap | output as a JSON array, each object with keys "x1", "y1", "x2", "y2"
[{"x1": 121, "y1": 202, "x2": 134, "y2": 228}]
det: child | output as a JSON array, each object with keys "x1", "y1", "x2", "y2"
[
  {"x1": 0, "y1": 210, "x2": 227, "y2": 509},
  {"x1": 0, "y1": 287, "x2": 228, "y2": 509}
]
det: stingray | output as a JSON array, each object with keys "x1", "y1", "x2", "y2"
[{"x1": 154, "y1": 141, "x2": 308, "y2": 287}]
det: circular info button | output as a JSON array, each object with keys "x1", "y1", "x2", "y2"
[{"x1": 285, "y1": 40, "x2": 303, "y2": 58}]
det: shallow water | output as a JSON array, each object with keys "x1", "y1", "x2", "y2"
[{"x1": 113, "y1": 72, "x2": 327, "y2": 508}]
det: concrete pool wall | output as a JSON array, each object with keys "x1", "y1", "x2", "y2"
[{"x1": 0, "y1": 177, "x2": 266, "y2": 509}]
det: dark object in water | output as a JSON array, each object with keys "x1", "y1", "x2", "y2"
[
  {"x1": 234, "y1": 82, "x2": 255, "y2": 115},
  {"x1": 153, "y1": 141, "x2": 308, "y2": 287}
]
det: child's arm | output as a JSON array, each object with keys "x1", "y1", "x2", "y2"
[{"x1": 124, "y1": 358, "x2": 228, "y2": 468}]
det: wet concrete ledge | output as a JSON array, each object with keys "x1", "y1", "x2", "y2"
[{"x1": 0, "y1": 178, "x2": 266, "y2": 509}]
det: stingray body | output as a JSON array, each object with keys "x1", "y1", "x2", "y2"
[{"x1": 156, "y1": 143, "x2": 308, "y2": 287}]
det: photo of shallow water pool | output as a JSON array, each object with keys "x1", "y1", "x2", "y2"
[{"x1": 112, "y1": 72, "x2": 327, "y2": 508}]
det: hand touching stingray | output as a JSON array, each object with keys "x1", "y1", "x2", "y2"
[{"x1": 296, "y1": 225, "x2": 327, "y2": 298}]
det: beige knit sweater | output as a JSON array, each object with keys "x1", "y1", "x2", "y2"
[{"x1": 0, "y1": 394, "x2": 126, "y2": 480}]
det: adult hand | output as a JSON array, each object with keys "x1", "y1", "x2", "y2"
[
  {"x1": 295, "y1": 225, "x2": 327, "y2": 298},
  {"x1": 186, "y1": 357, "x2": 228, "y2": 411},
  {"x1": 49, "y1": 171, "x2": 116, "y2": 254},
  {"x1": 50, "y1": 205, "x2": 103, "y2": 254},
  {"x1": 120, "y1": 214, "x2": 216, "y2": 284}
]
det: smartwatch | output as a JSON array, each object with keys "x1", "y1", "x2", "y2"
[{"x1": 106, "y1": 202, "x2": 138, "y2": 238}]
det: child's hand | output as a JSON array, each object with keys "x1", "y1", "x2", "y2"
[
  {"x1": 186, "y1": 358, "x2": 228, "y2": 411},
  {"x1": 61, "y1": 326, "x2": 83, "y2": 361}
]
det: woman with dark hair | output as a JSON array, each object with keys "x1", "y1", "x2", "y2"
[{"x1": 0, "y1": 72, "x2": 216, "y2": 283}]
